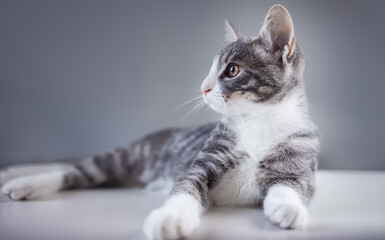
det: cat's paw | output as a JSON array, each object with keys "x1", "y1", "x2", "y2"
[
  {"x1": 264, "y1": 185, "x2": 308, "y2": 229},
  {"x1": 0, "y1": 164, "x2": 68, "y2": 186},
  {"x1": 143, "y1": 207, "x2": 199, "y2": 240},
  {"x1": 143, "y1": 194, "x2": 200, "y2": 240},
  {"x1": 1, "y1": 171, "x2": 64, "y2": 200}
]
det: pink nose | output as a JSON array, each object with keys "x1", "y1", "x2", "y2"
[
  {"x1": 203, "y1": 88, "x2": 211, "y2": 94},
  {"x1": 201, "y1": 86, "x2": 212, "y2": 95}
]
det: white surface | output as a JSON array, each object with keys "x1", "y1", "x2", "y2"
[{"x1": 0, "y1": 170, "x2": 384, "y2": 240}]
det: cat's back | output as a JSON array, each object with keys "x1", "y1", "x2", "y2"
[
  {"x1": 133, "y1": 122, "x2": 217, "y2": 150},
  {"x1": 134, "y1": 122, "x2": 217, "y2": 171}
]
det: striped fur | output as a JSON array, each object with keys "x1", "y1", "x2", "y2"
[{"x1": 1, "y1": 5, "x2": 319, "y2": 239}]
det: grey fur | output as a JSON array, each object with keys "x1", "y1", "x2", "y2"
[
  {"x1": 60, "y1": 117, "x2": 318, "y2": 208},
  {"x1": 62, "y1": 124, "x2": 218, "y2": 189},
  {"x1": 257, "y1": 130, "x2": 319, "y2": 204},
  {"x1": 217, "y1": 37, "x2": 305, "y2": 104},
  {"x1": 1, "y1": 5, "x2": 319, "y2": 220}
]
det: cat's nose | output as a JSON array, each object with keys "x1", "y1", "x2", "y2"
[
  {"x1": 202, "y1": 88, "x2": 211, "y2": 95},
  {"x1": 201, "y1": 85, "x2": 212, "y2": 95},
  {"x1": 201, "y1": 78, "x2": 214, "y2": 95}
]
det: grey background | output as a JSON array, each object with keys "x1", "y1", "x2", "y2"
[{"x1": 0, "y1": 0, "x2": 384, "y2": 170}]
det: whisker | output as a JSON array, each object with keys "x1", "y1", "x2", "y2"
[
  {"x1": 228, "y1": 99, "x2": 258, "y2": 161},
  {"x1": 179, "y1": 100, "x2": 206, "y2": 126},
  {"x1": 207, "y1": 109, "x2": 218, "y2": 122},
  {"x1": 192, "y1": 100, "x2": 206, "y2": 117},
  {"x1": 219, "y1": 96, "x2": 228, "y2": 141},
  {"x1": 172, "y1": 95, "x2": 203, "y2": 110},
  {"x1": 229, "y1": 99, "x2": 245, "y2": 126}
]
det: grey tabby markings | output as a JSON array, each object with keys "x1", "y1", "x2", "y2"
[
  {"x1": 217, "y1": 39, "x2": 304, "y2": 103},
  {"x1": 63, "y1": 123, "x2": 219, "y2": 190},
  {"x1": 2, "y1": 5, "x2": 319, "y2": 216},
  {"x1": 171, "y1": 123, "x2": 246, "y2": 208},
  {"x1": 58, "y1": 7, "x2": 318, "y2": 210},
  {"x1": 257, "y1": 131, "x2": 319, "y2": 204}
]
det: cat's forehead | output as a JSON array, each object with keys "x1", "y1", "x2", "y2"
[{"x1": 217, "y1": 39, "x2": 271, "y2": 69}]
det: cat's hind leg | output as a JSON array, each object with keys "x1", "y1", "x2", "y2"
[
  {"x1": 0, "y1": 129, "x2": 176, "y2": 201},
  {"x1": 1, "y1": 156, "x2": 121, "y2": 200},
  {"x1": 0, "y1": 141, "x2": 156, "y2": 200},
  {"x1": 0, "y1": 157, "x2": 114, "y2": 200},
  {"x1": 1, "y1": 170, "x2": 67, "y2": 200},
  {"x1": 0, "y1": 163, "x2": 69, "y2": 186}
]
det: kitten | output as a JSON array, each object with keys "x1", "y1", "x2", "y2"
[{"x1": 0, "y1": 5, "x2": 319, "y2": 240}]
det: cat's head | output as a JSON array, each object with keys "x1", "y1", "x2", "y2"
[{"x1": 201, "y1": 5, "x2": 305, "y2": 115}]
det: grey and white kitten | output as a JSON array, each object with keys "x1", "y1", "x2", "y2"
[{"x1": 0, "y1": 5, "x2": 319, "y2": 240}]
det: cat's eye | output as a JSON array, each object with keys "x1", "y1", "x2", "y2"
[{"x1": 225, "y1": 64, "x2": 240, "y2": 78}]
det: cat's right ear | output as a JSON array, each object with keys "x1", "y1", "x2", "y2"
[
  {"x1": 224, "y1": 19, "x2": 242, "y2": 43},
  {"x1": 258, "y1": 5, "x2": 295, "y2": 59}
]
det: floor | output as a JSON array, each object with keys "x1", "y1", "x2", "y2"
[{"x1": 0, "y1": 170, "x2": 384, "y2": 240}]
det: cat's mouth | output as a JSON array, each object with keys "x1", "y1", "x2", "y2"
[{"x1": 203, "y1": 93, "x2": 227, "y2": 114}]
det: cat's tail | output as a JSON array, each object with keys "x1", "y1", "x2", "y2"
[{"x1": 0, "y1": 129, "x2": 174, "y2": 200}]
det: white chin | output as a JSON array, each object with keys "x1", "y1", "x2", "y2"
[
  {"x1": 207, "y1": 103, "x2": 226, "y2": 114},
  {"x1": 203, "y1": 96, "x2": 226, "y2": 114}
]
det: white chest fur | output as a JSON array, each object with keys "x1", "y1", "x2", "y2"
[
  {"x1": 209, "y1": 118, "x2": 288, "y2": 206},
  {"x1": 210, "y1": 96, "x2": 312, "y2": 206},
  {"x1": 209, "y1": 156, "x2": 259, "y2": 206}
]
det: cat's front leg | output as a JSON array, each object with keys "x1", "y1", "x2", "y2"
[
  {"x1": 258, "y1": 131, "x2": 318, "y2": 229},
  {"x1": 143, "y1": 168, "x2": 211, "y2": 240},
  {"x1": 143, "y1": 193, "x2": 202, "y2": 240},
  {"x1": 263, "y1": 184, "x2": 308, "y2": 229},
  {"x1": 144, "y1": 124, "x2": 237, "y2": 240}
]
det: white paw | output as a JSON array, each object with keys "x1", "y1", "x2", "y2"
[
  {"x1": 1, "y1": 171, "x2": 64, "y2": 200},
  {"x1": 0, "y1": 163, "x2": 68, "y2": 186},
  {"x1": 143, "y1": 194, "x2": 201, "y2": 240},
  {"x1": 264, "y1": 185, "x2": 308, "y2": 229}
]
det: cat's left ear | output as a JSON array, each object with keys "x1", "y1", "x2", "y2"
[
  {"x1": 224, "y1": 19, "x2": 242, "y2": 43},
  {"x1": 258, "y1": 5, "x2": 295, "y2": 59}
]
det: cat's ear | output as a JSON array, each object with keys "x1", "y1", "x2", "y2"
[
  {"x1": 224, "y1": 19, "x2": 242, "y2": 43},
  {"x1": 258, "y1": 5, "x2": 295, "y2": 59}
]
